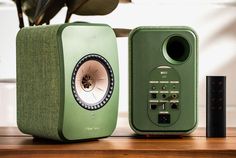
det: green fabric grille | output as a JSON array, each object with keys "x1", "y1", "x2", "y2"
[{"x1": 16, "y1": 25, "x2": 62, "y2": 140}]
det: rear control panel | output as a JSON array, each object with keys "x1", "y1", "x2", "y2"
[{"x1": 148, "y1": 66, "x2": 181, "y2": 127}]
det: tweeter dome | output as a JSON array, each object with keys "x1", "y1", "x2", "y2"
[{"x1": 16, "y1": 22, "x2": 119, "y2": 141}]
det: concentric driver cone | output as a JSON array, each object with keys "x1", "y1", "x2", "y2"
[{"x1": 72, "y1": 54, "x2": 114, "y2": 110}]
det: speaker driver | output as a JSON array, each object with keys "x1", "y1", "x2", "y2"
[{"x1": 72, "y1": 54, "x2": 114, "y2": 110}]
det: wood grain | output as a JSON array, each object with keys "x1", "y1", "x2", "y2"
[
  {"x1": 1, "y1": 127, "x2": 236, "y2": 137},
  {"x1": 0, "y1": 127, "x2": 236, "y2": 158}
]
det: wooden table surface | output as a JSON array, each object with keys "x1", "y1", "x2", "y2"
[{"x1": 0, "y1": 126, "x2": 236, "y2": 158}]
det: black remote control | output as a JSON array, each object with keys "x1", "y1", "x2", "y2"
[{"x1": 206, "y1": 76, "x2": 226, "y2": 137}]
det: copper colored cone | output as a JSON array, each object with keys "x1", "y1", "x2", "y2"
[{"x1": 75, "y1": 60, "x2": 109, "y2": 106}]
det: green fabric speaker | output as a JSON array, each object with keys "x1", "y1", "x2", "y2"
[
  {"x1": 16, "y1": 22, "x2": 119, "y2": 141},
  {"x1": 129, "y1": 27, "x2": 198, "y2": 135}
]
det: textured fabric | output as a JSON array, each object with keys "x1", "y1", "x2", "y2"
[{"x1": 16, "y1": 25, "x2": 62, "y2": 140}]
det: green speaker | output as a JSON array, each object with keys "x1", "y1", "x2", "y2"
[
  {"x1": 16, "y1": 22, "x2": 119, "y2": 141},
  {"x1": 129, "y1": 27, "x2": 198, "y2": 135}
]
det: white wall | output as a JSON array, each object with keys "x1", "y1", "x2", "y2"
[{"x1": 0, "y1": 0, "x2": 236, "y2": 127}]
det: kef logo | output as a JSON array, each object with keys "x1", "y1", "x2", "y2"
[{"x1": 86, "y1": 127, "x2": 100, "y2": 131}]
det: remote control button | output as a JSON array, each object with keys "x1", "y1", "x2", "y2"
[
  {"x1": 211, "y1": 106, "x2": 216, "y2": 110},
  {"x1": 211, "y1": 81, "x2": 215, "y2": 85}
]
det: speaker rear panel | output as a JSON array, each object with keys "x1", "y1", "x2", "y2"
[{"x1": 129, "y1": 27, "x2": 198, "y2": 134}]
